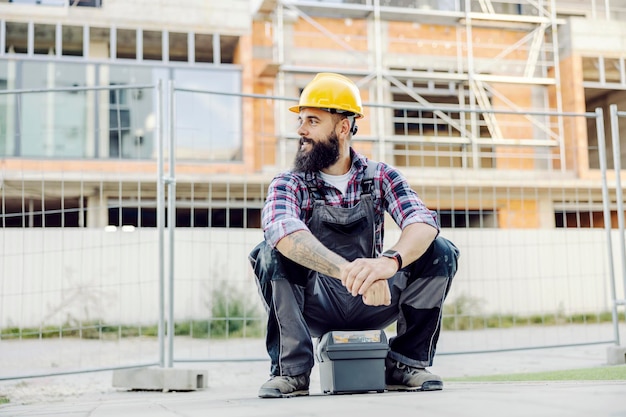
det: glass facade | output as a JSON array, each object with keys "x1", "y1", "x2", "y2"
[
  {"x1": 0, "y1": 59, "x2": 242, "y2": 161},
  {"x1": 174, "y1": 69, "x2": 242, "y2": 161},
  {"x1": 21, "y1": 61, "x2": 89, "y2": 157}
]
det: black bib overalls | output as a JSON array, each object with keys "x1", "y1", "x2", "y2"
[{"x1": 249, "y1": 171, "x2": 459, "y2": 377}]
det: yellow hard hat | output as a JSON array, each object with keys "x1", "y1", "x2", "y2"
[{"x1": 289, "y1": 73, "x2": 364, "y2": 118}]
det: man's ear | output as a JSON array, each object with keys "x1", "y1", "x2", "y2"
[{"x1": 340, "y1": 117, "x2": 352, "y2": 136}]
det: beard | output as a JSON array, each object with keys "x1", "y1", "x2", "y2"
[{"x1": 293, "y1": 131, "x2": 340, "y2": 173}]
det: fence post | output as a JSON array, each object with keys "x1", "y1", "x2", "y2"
[
  {"x1": 595, "y1": 107, "x2": 620, "y2": 346},
  {"x1": 167, "y1": 80, "x2": 177, "y2": 368},
  {"x1": 157, "y1": 79, "x2": 166, "y2": 368},
  {"x1": 609, "y1": 104, "x2": 626, "y2": 321}
]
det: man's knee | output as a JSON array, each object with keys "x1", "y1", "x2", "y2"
[
  {"x1": 249, "y1": 241, "x2": 281, "y2": 284},
  {"x1": 249, "y1": 241, "x2": 310, "y2": 286},
  {"x1": 409, "y1": 236, "x2": 459, "y2": 280},
  {"x1": 431, "y1": 236, "x2": 459, "y2": 278}
]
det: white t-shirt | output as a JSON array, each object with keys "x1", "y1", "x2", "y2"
[{"x1": 319, "y1": 168, "x2": 354, "y2": 195}]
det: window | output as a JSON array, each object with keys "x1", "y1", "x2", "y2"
[
  {"x1": 142, "y1": 30, "x2": 162, "y2": 61},
  {"x1": 9, "y1": 0, "x2": 66, "y2": 5},
  {"x1": 34, "y1": 24, "x2": 56, "y2": 55},
  {"x1": 0, "y1": 74, "x2": 11, "y2": 156},
  {"x1": 74, "y1": 0, "x2": 102, "y2": 6},
  {"x1": 116, "y1": 29, "x2": 136, "y2": 59},
  {"x1": 173, "y1": 208, "x2": 261, "y2": 228},
  {"x1": 106, "y1": 66, "x2": 162, "y2": 160},
  {"x1": 89, "y1": 27, "x2": 110, "y2": 59},
  {"x1": 5, "y1": 22, "x2": 28, "y2": 54},
  {"x1": 106, "y1": 205, "x2": 261, "y2": 228},
  {"x1": 438, "y1": 209, "x2": 497, "y2": 228},
  {"x1": 109, "y1": 106, "x2": 131, "y2": 158},
  {"x1": 62, "y1": 25, "x2": 83, "y2": 56},
  {"x1": 20, "y1": 61, "x2": 89, "y2": 158},
  {"x1": 0, "y1": 60, "x2": 242, "y2": 160},
  {"x1": 173, "y1": 68, "x2": 242, "y2": 161},
  {"x1": 555, "y1": 211, "x2": 605, "y2": 228},
  {"x1": 0, "y1": 197, "x2": 86, "y2": 227},
  {"x1": 108, "y1": 206, "x2": 157, "y2": 228},
  {"x1": 194, "y1": 34, "x2": 213, "y2": 63},
  {"x1": 169, "y1": 32, "x2": 188, "y2": 62}
]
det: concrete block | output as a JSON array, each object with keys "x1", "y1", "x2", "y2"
[
  {"x1": 606, "y1": 345, "x2": 626, "y2": 365},
  {"x1": 112, "y1": 367, "x2": 208, "y2": 391}
]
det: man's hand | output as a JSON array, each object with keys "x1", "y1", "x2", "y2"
[
  {"x1": 362, "y1": 280, "x2": 391, "y2": 306},
  {"x1": 340, "y1": 256, "x2": 398, "y2": 296}
]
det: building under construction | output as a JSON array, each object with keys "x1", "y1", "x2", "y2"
[
  {"x1": 2, "y1": 1, "x2": 626, "y2": 366},
  {"x1": 1, "y1": 0, "x2": 625, "y2": 230}
]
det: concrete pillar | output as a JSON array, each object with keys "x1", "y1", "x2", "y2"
[
  {"x1": 112, "y1": 368, "x2": 208, "y2": 392},
  {"x1": 86, "y1": 191, "x2": 108, "y2": 228},
  {"x1": 607, "y1": 345, "x2": 626, "y2": 365}
]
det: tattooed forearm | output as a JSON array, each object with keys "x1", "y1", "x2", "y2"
[{"x1": 276, "y1": 230, "x2": 347, "y2": 279}]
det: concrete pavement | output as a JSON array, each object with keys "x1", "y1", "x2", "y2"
[
  {"x1": 1, "y1": 343, "x2": 625, "y2": 417},
  {"x1": 3, "y1": 380, "x2": 626, "y2": 417}
]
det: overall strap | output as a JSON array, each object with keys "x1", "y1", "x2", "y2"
[
  {"x1": 361, "y1": 162, "x2": 378, "y2": 196},
  {"x1": 305, "y1": 178, "x2": 324, "y2": 202}
]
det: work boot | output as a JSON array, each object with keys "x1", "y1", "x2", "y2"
[
  {"x1": 385, "y1": 357, "x2": 443, "y2": 391},
  {"x1": 258, "y1": 371, "x2": 310, "y2": 398}
]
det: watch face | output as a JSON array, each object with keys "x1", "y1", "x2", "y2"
[{"x1": 382, "y1": 250, "x2": 402, "y2": 269}]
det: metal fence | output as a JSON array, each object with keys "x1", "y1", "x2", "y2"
[
  {"x1": 0, "y1": 82, "x2": 625, "y2": 381},
  {"x1": 606, "y1": 104, "x2": 626, "y2": 346}
]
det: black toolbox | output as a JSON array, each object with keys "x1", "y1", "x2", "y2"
[{"x1": 316, "y1": 330, "x2": 389, "y2": 394}]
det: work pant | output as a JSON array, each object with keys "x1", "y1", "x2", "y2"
[{"x1": 249, "y1": 236, "x2": 459, "y2": 377}]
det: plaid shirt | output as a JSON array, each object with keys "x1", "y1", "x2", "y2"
[{"x1": 262, "y1": 149, "x2": 439, "y2": 254}]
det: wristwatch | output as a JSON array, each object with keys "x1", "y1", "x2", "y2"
[{"x1": 382, "y1": 249, "x2": 403, "y2": 271}]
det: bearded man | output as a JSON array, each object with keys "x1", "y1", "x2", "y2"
[{"x1": 249, "y1": 73, "x2": 459, "y2": 398}]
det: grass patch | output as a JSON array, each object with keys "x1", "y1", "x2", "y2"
[
  {"x1": 173, "y1": 285, "x2": 264, "y2": 339},
  {"x1": 0, "y1": 396, "x2": 9, "y2": 405},
  {"x1": 1, "y1": 292, "x2": 622, "y2": 341},
  {"x1": 448, "y1": 365, "x2": 626, "y2": 382},
  {"x1": 441, "y1": 294, "x2": 625, "y2": 331},
  {"x1": 0, "y1": 285, "x2": 264, "y2": 341},
  {"x1": 0, "y1": 323, "x2": 159, "y2": 340}
]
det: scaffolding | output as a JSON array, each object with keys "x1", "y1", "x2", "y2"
[{"x1": 256, "y1": 0, "x2": 603, "y2": 171}]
